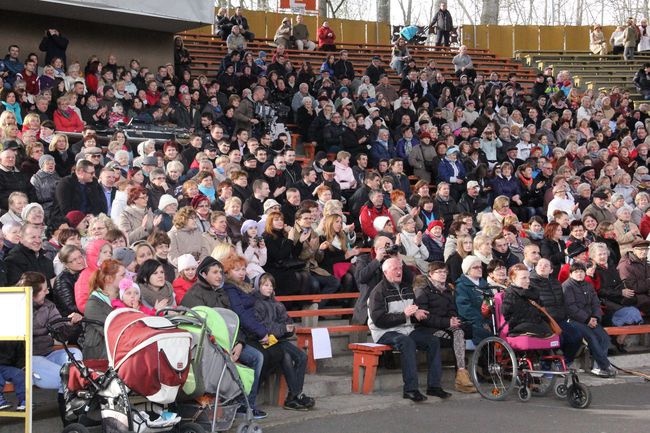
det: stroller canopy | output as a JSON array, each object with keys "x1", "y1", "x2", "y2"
[{"x1": 105, "y1": 308, "x2": 193, "y2": 404}]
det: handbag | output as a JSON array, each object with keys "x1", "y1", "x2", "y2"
[{"x1": 528, "y1": 300, "x2": 562, "y2": 336}]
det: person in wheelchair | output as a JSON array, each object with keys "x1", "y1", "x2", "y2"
[
  {"x1": 562, "y1": 262, "x2": 617, "y2": 378},
  {"x1": 501, "y1": 263, "x2": 554, "y2": 338}
]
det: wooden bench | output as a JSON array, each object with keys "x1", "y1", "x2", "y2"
[
  {"x1": 604, "y1": 324, "x2": 650, "y2": 337},
  {"x1": 296, "y1": 325, "x2": 369, "y2": 373},
  {"x1": 348, "y1": 343, "x2": 393, "y2": 394}
]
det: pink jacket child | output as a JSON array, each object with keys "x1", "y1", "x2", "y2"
[
  {"x1": 111, "y1": 278, "x2": 165, "y2": 316},
  {"x1": 75, "y1": 239, "x2": 113, "y2": 313}
]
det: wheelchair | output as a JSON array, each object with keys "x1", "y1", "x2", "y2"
[{"x1": 469, "y1": 291, "x2": 592, "y2": 409}]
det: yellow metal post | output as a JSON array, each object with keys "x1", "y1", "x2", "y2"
[{"x1": 0, "y1": 287, "x2": 32, "y2": 433}]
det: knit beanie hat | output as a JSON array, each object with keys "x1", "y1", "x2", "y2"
[
  {"x1": 373, "y1": 216, "x2": 391, "y2": 233},
  {"x1": 113, "y1": 247, "x2": 136, "y2": 268},
  {"x1": 66, "y1": 210, "x2": 86, "y2": 228},
  {"x1": 118, "y1": 278, "x2": 140, "y2": 300},
  {"x1": 38, "y1": 154, "x2": 55, "y2": 169},
  {"x1": 21, "y1": 203, "x2": 43, "y2": 221},
  {"x1": 240, "y1": 219, "x2": 258, "y2": 235},
  {"x1": 461, "y1": 255, "x2": 483, "y2": 275},
  {"x1": 158, "y1": 194, "x2": 178, "y2": 212},
  {"x1": 178, "y1": 253, "x2": 199, "y2": 272}
]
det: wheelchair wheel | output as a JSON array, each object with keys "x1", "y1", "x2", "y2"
[
  {"x1": 554, "y1": 381, "x2": 568, "y2": 399},
  {"x1": 180, "y1": 422, "x2": 207, "y2": 433},
  {"x1": 567, "y1": 383, "x2": 592, "y2": 409},
  {"x1": 518, "y1": 385, "x2": 532, "y2": 402},
  {"x1": 470, "y1": 336, "x2": 518, "y2": 401}
]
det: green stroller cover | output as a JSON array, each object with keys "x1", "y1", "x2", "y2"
[{"x1": 179, "y1": 306, "x2": 254, "y2": 399}]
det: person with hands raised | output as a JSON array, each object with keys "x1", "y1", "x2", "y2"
[{"x1": 368, "y1": 257, "x2": 451, "y2": 402}]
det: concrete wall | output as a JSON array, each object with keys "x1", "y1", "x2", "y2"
[{"x1": 0, "y1": 10, "x2": 173, "y2": 70}]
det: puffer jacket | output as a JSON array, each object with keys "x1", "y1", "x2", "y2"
[
  {"x1": 31, "y1": 169, "x2": 61, "y2": 219},
  {"x1": 52, "y1": 269, "x2": 80, "y2": 317},
  {"x1": 168, "y1": 225, "x2": 211, "y2": 267},
  {"x1": 413, "y1": 275, "x2": 457, "y2": 330},
  {"x1": 118, "y1": 205, "x2": 155, "y2": 243},
  {"x1": 501, "y1": 285, "x2": 552, "y2": 337},
  {"x1": 529, "y1": 270, "x2": 566, "y2": 321},
  {"x1": 562, "y1": 277, "x2": 602, "y2": 324},
  {"x1": 33, "y1": 299, "x2": 61, "y2": 356},
  {"x1": 253, "y1": 291, "x2": 294, "y2": 339},
  {"x1": 82, "y1": 292, "x2": 113, "y2": 360},
  {"x1": 224, "y1": 281, "x2": 267, "y2": 340},
  {"x1": 491, "y1": 175, "x2": 522, "y2": 199},
  {"x1": 74, "y1": 239, "x2": 107, "y2": 313},
  {"x1": 596, "y1": 264, "x2": 637, "y2": 313},
  {"x1": 617, "y1": 251, "x2": 650, "y2": 312}
]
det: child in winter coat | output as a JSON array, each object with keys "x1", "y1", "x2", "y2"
[
  {"x1": 111, "y1": 278, "x2": 165, "y2": 315},
  {"x1": 172, "y1": 254, "x2": 198, "y2": 304},
  {"x1": 253, "y1": 273, "x2": 315, "y2": 411},
  {"x1": 236, "y1": 220, "x2": 267, "y2": 280}
]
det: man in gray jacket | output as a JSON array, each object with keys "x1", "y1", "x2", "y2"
[{"x1": 292, "y1": 15, "x2": 316, "y2": 51}]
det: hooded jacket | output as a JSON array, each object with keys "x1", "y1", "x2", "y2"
[
  {"x1": 31, "y1": 169, "x2": 61, "y2": 218},
  {"x1": 253, "y1": 289, "x2": 293, "y2": 339},
  {"x1": 224, "y1": 279, "x2": 267, "y2": 340},
  {"x1": 74, "y1": 239, "x2": 108, "y2": 313},
  {"x1": 180, "y1": 256, "x2": 231, "y2": 309}
]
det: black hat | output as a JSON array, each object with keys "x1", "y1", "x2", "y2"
[
  {"x1": 322, "y1": 161, "x2": 335, "y2": 173},
  {"x1": 314, "y1": 151, "x2": 328, "y2": 162},
  {"x1": 592, "y1": 191, "x2": 608, "y2": 199},
  {"x1": 141, "y1": 156, "x2": 157, "y2": 166},
  {"x1": 243, "y1": 153, "x2": 257, "y2": 162},
  {"x1": 567, "y1": 242, "x2": 587, "y2": 258},
  {"x1": 505, "y1": 145, "x2": 518, "y2": 153},
  {"x1": 262, "y1": 161, "x2": 276, "y2": 173},
  {"x1": 205, "y1": 146, "x2": 217, "y2": 152},
  {"x1": 632, "y1": 239, "x2": 650, "y2": 249},
  {"x1": 576, "y1": 166, "x2": 595, "y2": 176},
  {"x1": 3, "y1": 140, "x2": 20, "y2": 150}
]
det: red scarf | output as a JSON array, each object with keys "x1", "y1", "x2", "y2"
[{"x1": 517, "y1": 173, "x2": 533, "y2": 189}]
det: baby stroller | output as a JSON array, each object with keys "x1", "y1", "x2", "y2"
[
  {"x1": 49, "y1": 308, "x2": 193, "y2": 433},
  {"x1": 162, "y1": 306, "x2": 260, "y2": 433},
  {"x1": 469, "y1": 292, "x2": 592, "y2": 409}
]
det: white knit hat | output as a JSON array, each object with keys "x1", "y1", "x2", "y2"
[
  {"x1": 461, "y1": 255, "x2": 483, "y2": 275},
  {"x1": 177, "y1": 254, "x2": 199, "y2": 272},
  {"x1": 21, "y1": 203, "x2": 43, "y2": 221},
  {"x1": 158, "y1": 194, "x2": 178, "y2": 212},
  {"x1": 373, "y1": 216, "x2": 391, "y2": 233}
]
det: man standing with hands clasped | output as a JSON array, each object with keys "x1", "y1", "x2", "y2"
[{"x1": 368, "y1": 257, "x2": 451, "y2": 402}]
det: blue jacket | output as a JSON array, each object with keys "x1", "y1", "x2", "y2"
[
  {"x1": 491, "y1": 175, "x2": 521, "y2": 199},
  {"x1": 455, "y1": 274, "x2": 491, "y2": 328},
  {"x1": 224, "y1": 282, "x2": 267, "y2": 340},
  {"x1": 437, "y1": 158, "x2": 466, "y2": 183},
  {"x1": 370, "y1": 140, "x2": 396, "y2": 168},
  {"x1": 395, "y1": 137, "x2": 420, "y2": 160},
  {"x1": 423, "y1": 235, "x2": 444, "y2": 262}
]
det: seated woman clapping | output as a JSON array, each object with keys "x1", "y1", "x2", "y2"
[{"x1": 501, "y1": 263, "x2": 553, "y2": 337}]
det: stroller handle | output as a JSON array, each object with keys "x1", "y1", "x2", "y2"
[{"x1": 46, "y1": 316, "x2": 104, "y2": 333}]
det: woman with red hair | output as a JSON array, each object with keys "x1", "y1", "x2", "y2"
[{"x1": 118, "y1": 185, "x2": 161, "y2": 243}]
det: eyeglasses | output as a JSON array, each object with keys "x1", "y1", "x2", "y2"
[
  {"x1": 433, "y1": 270, "x2": 448, "y2": 274},
  {"x1": 470, "y1": 265, "x2": 482, "y2": 270},
  {"x1": 89, "y1": 154, "x2": 101, "y2": 158},
  {"x1": 196, "y1": 203, "x2": 210, "y2": 208}
]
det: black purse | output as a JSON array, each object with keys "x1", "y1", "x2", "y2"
[{"x1": 277, "y1": 259, "x2": 305, "y2": 271}]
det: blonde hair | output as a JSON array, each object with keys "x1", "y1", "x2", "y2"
[
  {"x1": 492, "y1": 195, "x2": 511, "y2": 213},
  {"x1": 173, "y1": 206, "x2": 198, "y2": 228},
  {"x1": 48, "y1": 133, "x2": 69, "y2": 152},
  {"x1": 323, "y1": 214, "x2": 347, "y2": 251},
  {"x1": 322, "y1": 199, "x2": 343, "y2": 217},
  {"x1": 22, "y1": 113, "x2": 41, "y2": 129},
  {"x1": 0, "y1": 111, "x2": 17, "y2": 128},
  {"x1": 211, "y1": 243, "x2": 235, "y2": 262},
  {"x1": 89, "y1": 213, "x2": 116, "y2": 233},
  {"x1": 456, "y1": 234, "x2": 473, "y2": 259}
]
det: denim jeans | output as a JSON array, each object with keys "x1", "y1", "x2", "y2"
[
  {"x1": 238, "y1": 344, "x2": 264, "y2": 409},
  {"x1": 377, "y1": 328, "x2": 442, "y2": 392},
  {"x1": 278, "y1": 340, "x2": 307, "y2": 396},
  {"x1": 570, "y1": 321, "x2": 611, "y2": 370},
  {"x1": 309, "y1": 274, "x2": 340, "y2": 307},
  {"x1": 611, "y1": 306, "x2": 643, "y2": 326},
  {"x1": 559, "y1": 320, "x2": 583, "y2": 363},
  {"x1": 0, "y1": 365, "x2": 26, "y2": 401},
  {"x1": 33, "y1": 348, "x2": 82, "y2": 392}
]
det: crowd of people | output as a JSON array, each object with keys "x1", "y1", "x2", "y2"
[{"x1": 0, "y1": 8, "x2": 650, "y2": 417}]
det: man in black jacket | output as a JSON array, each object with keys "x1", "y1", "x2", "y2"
[
  {"x1": 367, "y1": 257, "x2": 450, "y2": 401},
  {"x1": 633, "y1": 63, "x2": 650, "y2": 99},
  {"x1": 5, "y1": 224, "x2": 55, "y2": 286},
  {"x1": 333, "y1": 50, "x2": 355, "y2": 84},
  {"x1": 431, "y1": 2, "x2": 454, "y2": 47},
  {"x1": 54, "y1": 160, "x2": 106, "y2": 216},
  {"x1": 0, "y1": 150, "x2": 37, "y2": 211},
  {"x1": 322, "y1": 113, "x2": 347, "y2": 152},
  {"x1": 242, "y1": 179, "x2": 270, "y2": 220},
  {"x1": 365, "y1": 56, "x2": 386, "y2": 85},
  {"x1": 349, "y1": 171, "x2": 381, "y2": 221},
  {"x1": 458, "y1": 181, "x2": 489, "y2": 225}
]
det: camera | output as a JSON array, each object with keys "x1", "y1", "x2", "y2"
[
  {"x1": 255, "y1": 236, "x2": 264, "y2": 243},
  {"x1": 385, "y1": 245, "x2": 400, "y2": 255}
]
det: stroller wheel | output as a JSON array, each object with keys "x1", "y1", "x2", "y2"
[
  {"x1": 61, "y1": 423, "x2": 91, "y2": 433},
  {"x1": 237, "y1": 422, "x2": 263, "y2": 433},
  {"x1": 179, "y1": 422, "x2": 207, "y2": 433}
]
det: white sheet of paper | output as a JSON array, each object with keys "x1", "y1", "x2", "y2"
[
  {"x1": 0, "y1": 292, "x2": 28, "y2": 337},
  {"x1": 311, "y1": 328, "x2": 332, "y2": 360}
]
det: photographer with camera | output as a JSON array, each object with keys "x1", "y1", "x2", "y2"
[{"x1": 352, "y1": 236, "x2": 414, "y2": 324}]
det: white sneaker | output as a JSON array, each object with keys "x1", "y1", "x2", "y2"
[{"x1": 591, "y1": 368, "x2": 613, "y2": 378}]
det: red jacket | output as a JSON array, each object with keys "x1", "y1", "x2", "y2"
[
  {"x1": 640, "y1": 214, "x2": 650, "y2": 239},
  {"x1": 86, "y1": 74, "x2": 99, "y2": 94},
  {"x1": 172, "y1": 276, "x2": 196, "y2": 304},
  {"x1": 359, "y1": 204, "x2": 394, "y2": 238},
  {"x1": 317, "y1": 26, "x2": 336, "y2": 47},
  {"x1": 558, "y1": 263, "x2": 599, "y2": 289},
  {"x1": 54, "y1": 109, "x2": 84, "y2": 133},
  {"x1": 145, "y1": 90, "x2": 160, "y2": 107}
]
